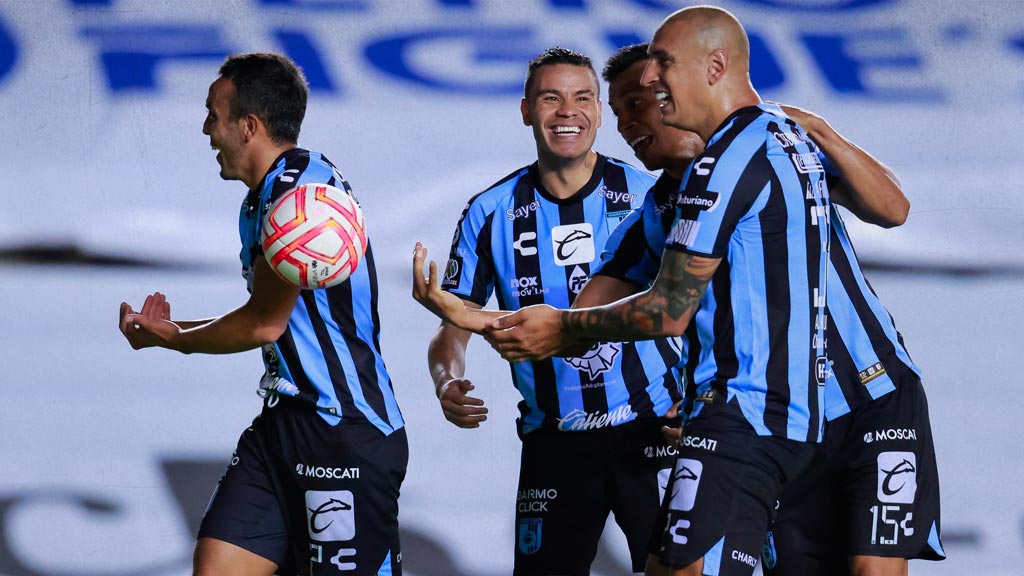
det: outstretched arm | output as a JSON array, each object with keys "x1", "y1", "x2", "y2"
[
  {"x1": 780, "y1": 104, "x2": 909, "y2": 228},
  {"x1": 486, "y1": 249, "x2": 720, "y2": 362},
  {"x1": 411, "y1": 242, "x2": 506, "y2": 333},
  {"x1": 119, "y1": 255, "x2": 298, "y2": 354},
  {"x1": 428, "y1": 315, "x2": 490, "y2": 428}
]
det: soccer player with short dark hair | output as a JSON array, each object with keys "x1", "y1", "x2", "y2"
[
  {"x1": 412, "y1": 47, "x2": 685, "y2": 575},
  {"x1": 119, "y1": 52, "x2": 406, "y2": 576}
]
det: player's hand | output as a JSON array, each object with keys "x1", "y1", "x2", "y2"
[
  {"x1": 119, "y1": 292, "x2": 181, "y2": 350},
  {"x1": 484, "y1": 305, "x2": 579, "y2": 362},
  {"x1": 660, "y1": 399, "x2": 685, "y2": 447},
  {"x1": 773, "y1": 102, "x2": 825, "y2": 135},
  {"x1": 436, "y1": 378, "x2": 488, "y2": 428},
  {"x1": 412, "y1": 243, "x2": 472, "y2": 326}
]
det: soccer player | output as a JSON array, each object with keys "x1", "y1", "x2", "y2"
[
  {"x1": 118, "y1": 53, "x2": 406, "y2": 576},
  {"x1": 485, "y1": 8, "x2": 832, "y2": 575},
  {"x1": 414, "y1": 47, "x2": 684, "y2": 575},
  {"x1": 596, "y1": 42, "x2": 944, "y2": 576}
]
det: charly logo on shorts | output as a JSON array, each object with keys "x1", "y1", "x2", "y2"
[
  {"x1": 305, "y1": 490, "x2": 356, "y2": 542},
  {"x1": 518, "y1": 518, "x2": 542, "y2": 555},
  {"x1": 877, "y1": 452, "x2": 917, "y2": 504},
  {"x1": 668, "y1": 458, "x2": 703, "y2": 512}
]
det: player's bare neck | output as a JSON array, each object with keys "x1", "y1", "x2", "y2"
[
  {"x1": 536, "y1": 150, "x2": 597, "y2": 200},
  {"x1": 700, "y1": 84, "x2": 761, "y2": 142},
  {"x1": 242, "y1": 142, "x2": 298, "y2": 189}
]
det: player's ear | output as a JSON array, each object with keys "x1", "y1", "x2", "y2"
[
  {"x1": 708, "y1": 48, "x2": 727, "y2": 86},
  {"x1": 241, "y1": 113, "x2": 260, "y2": 142},
  {"x1": 520, "y1": 98, "x2": 532, "y2": 126}
]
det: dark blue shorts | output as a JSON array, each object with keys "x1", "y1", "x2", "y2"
[
  {"x1": 762, "y1": 374, "x2": 944, "y2": 575},
  {"x1": 198, "y1": 397, "x2": 408, "y2": 576},
  {"x1": 513, "y1": 416, "x2": 679, "y2": 575},
  {"x1": 649, "y1": 396, "x2": 816, "y2": 576}
]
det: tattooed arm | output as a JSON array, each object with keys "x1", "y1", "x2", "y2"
[{"x1": 485, "y1": 249, "x2": 721, "y2": 362}]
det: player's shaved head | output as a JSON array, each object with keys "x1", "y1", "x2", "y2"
[
  {"x1": 640, "y1": 4, "x2": 760, "y2": 141},
  {"x1": 662, "y1": 5, "x2": 750, "y2": 74}
]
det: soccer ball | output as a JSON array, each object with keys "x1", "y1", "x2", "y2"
[{"x1": 261, "y1": 183, "x2": 367, "y2": 289}]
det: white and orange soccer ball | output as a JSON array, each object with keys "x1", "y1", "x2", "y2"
[{"x1": 261, "y1": 183, "x2": 367, "y2": 289}]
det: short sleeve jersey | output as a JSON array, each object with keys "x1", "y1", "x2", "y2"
[
  {"x1": 664, "y1": 104, "x2": 832, "y2": 442},
  {"x1": 238, "y1": 148, "x2": 404, "y2": 435},
  {"x1": 442, "y1": 154, "x2": 684, "y2": 434},
  {"x1": 821, "y1": 207, "x2": 921, "y2": 419}
]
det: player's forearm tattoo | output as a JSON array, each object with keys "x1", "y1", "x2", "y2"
[{"x1": 559, "y1": 251, "x2": 718, "y2": 341}]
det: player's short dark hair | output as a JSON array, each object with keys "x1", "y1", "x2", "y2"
[
  {"x1": 523, "y1": 47, "x2": 599, "y2": 98},
  {"x1": 218, "y1": 53, "x2": 308, "y2": 145},
  {"x1": 602, "y1": 43, "x2": 650, "y2": 84}
]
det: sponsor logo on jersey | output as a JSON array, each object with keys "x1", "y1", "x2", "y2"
[
  {"x1": 509, "y1": 276, "x2": 546, "y2": 297},
  {"x1": 305, "y1": 490, "x2": 356, "y2": 542},
  {"x1": 791, "y1": 152, "x2": 825, "y2": 173},
  {"x1": 563, "y1": 342, "x2": 620, "y2": 378},
  {"x1": 668, "y1": 458, "x2": 703, "y2": 512},
  {"x1": 513, "y1": 231, "x2": 537, "y2": 256},
  {"x1": 441, "y1": 256, "x2": 462, "y2": 289},
  {"x1": 518, "y1": 518, "x2": 542, "y2": 555},
  {"x1": 556, "y1": 404, "x2": 634, "y2": 431},
  {"x1": 667, "y1": 218, "x2": 700, "y2": 247},
  {"x1": 676, "y1": 190, "x2": 721, "y2": 212},
  {"x1": 859, "y1": 362, "x2": 887, "y2": 385},
  {"x1": 599, "y1": 187, "x2": 637, "y2": 204},
  {"x1": 551, "y1": 223, "x2": 595, "y2": 266},
  {"x1": 877, "y1": 452, "x2": 917, "y2": 504},
  {"x1": 568, "y1": 265, "x2": 588, "y2": 295},
  {"x1": 506, "y1": 200, "x2": 539, "y2": 221}
]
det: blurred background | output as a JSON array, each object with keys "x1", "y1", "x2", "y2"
[{"x1": 1, "y1": 0, "x2": 1022, "y2": 574}]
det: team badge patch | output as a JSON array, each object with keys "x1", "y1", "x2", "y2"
[
  {"x1": 762, "y1": 530, "x2": 778, "y2": 569},
  {"x1": 441, "y1": 256, "x2": 462, "y2": 289},
  {"x1": 564, "y1": 342, "x2": 620, "y2": 378},
  {"x1": 518, "y1": 518, "x2": 542, "y2": 555}
]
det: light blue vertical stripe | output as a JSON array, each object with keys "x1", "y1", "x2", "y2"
[
  {"x1": 312, "y1": 287, "x2": 390, "y2": 433},
  {"x1": 514, "y1": 361, "x2": 544, "y2": 432},
  {"x1": 832, "y1": 211, "x2": 921, "y2": 380},
  {"x1": 349, "y1": 256, "x2": 404, "y2": 429},
  {"x1": 768, "y1": 143, "x2": 814, "y2": 439},
  {"x1": 288, "y1": 294, "x2": 341, "y2": 426}
]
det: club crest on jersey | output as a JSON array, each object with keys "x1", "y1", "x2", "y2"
[
  {"x1": 564, "y1": 342, "x2": 620, "y2": 378},
  {"x1": 518, "y1": 518, "x2": 542, "y2": 555},
  {"x1": 762, "y1": 531, "x2": 778, "y2": 570},
  {"x1": 550, "y1": 223, "x2": 595, "y2": 266}
]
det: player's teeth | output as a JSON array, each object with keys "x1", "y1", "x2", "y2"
[
  {"x1": 655, "y1": 92, "x2": 669, "y2": 101},
  {"x1": 554, "y1": 126, "x2": 581, "y2": 134},
  {"x1": 630, "y1": 136, "x2": 648, "y2": 149}
]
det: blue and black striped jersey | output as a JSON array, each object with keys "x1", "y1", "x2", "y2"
[
  {"x1": 821, "y1": 207, "x2": 921, "y2": 419},
  {"x1": 664, "y1": 104, "x2": 831, "y2": 442},
  {"x1": 239, "y1": 148, "x2": 404, "y2": 435},
  {"x1": 442, "y1": 154, "x2": 684, "y2": 435}
]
